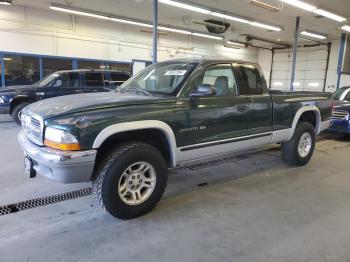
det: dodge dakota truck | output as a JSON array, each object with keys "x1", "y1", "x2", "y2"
[{"x1": 18, "y1": 59, "x2": 333, "y2": 219}]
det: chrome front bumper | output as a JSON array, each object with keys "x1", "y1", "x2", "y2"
[{"x1": 18, "y1": 130, "x2": 97, "y2": 183}]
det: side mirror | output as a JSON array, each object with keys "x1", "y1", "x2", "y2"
[{"x1": 190, "y1": 84, "x2": 217, "y2": 97}]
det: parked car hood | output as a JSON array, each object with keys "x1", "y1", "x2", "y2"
[
  {"x1": 333, "y1": 100, "x2": 350, "y2": 111},
  {"x1": 0, "y1": 85, "x2": 40, "y2": 94},
  {"x1": 26, "y1": 92, "x2": 175, "y2": 119}
]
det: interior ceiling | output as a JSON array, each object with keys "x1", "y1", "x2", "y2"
[{"x1": 13, "y1": 0, "x2": 350, "y2": 46}]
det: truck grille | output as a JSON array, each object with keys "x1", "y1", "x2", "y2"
[
  {"x1": 21, "y1": 111, "x2": 44, "y2": 146},
  {"x1": 332, "y1": 110, "x2": 349, "y2": 120}
]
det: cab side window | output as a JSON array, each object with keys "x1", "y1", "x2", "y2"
[
  {"x1": 239, "y1": 65, "x2": 263, "y2": 95},
  {"x1": 190, "y1": 64, "x2": 238, "y2": 96},
  {"x1": 67, "y1": 72, "x2": 80, "y2": 87},
  {"x1": 85, "y1": 72, "x2": 105, "y2": 87},
  {"x1": 52, "y1": 73, "x2": 68, "y2": 88},
  {"x1": 344, "y1": 90, "x2": 350, "y2": 101}
]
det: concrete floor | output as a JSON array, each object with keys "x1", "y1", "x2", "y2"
[{"x1": 1, "y1": 121, "x2": 350, "y2": 262}]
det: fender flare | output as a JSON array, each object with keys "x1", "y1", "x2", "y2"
[
  {"x1": 288, "y1": 106, "x2": 321, "y2": 140},
  {"x1": 92, "y1": 120, "x2": 178, "y2": 167}
]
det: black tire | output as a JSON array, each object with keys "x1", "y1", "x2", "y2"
[
  {"x1": 281, "y1": 122, "x2": 316, "y2": 166},
  {"x1": 11, "y1": 103, "x2": 30, "y2": 126},
  {"x1": 93, "y1": 142, "x2": 168, "y2": 219}
]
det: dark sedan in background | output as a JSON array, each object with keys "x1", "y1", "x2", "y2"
[
  {"x1": 0, "y1": 69, "x2": 130, "y2": 125},
  {"x1": 328, "y1": 86, "x2": 350, "y2": 134}
]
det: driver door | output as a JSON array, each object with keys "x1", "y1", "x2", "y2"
[{"x1": 175, "y1": 63, "x2": 250, "y2": 148}]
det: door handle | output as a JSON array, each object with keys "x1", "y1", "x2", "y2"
[{"x1": 237, "y1": 104, "x2": 249, "y2": 113}]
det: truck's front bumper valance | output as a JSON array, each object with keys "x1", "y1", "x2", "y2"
[{"x1": 18, "y1": 130, "x2": 97, "y2": 183}]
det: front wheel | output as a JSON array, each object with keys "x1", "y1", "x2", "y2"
[
  {"x1": 93, "y1": 142, "x2": 168, "y2": 219},
  {"x1": 281, "y1": 122, "x2": 316, "y2": 166}
]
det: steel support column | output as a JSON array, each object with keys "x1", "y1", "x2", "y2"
[
  {"x1": 337, "y1": 33, "x2": 346, "y2": 90},
  {"x1": 152, "y1": 0, "x2": 158, "y2": 64},
  {"x1": 1, "y1": 54, "x2": 4, "y2": 88},
  {"x1": 290, "y1": 16, "x2": 300, "y2": 91},
  {"x1": 39, "y1": 57, "x2": 43, "y2": 79},
  {"x1": 72, "y1": 59, "x2": 78, "y2": 70}
]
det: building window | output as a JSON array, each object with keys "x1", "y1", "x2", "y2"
[
  {"x1": 107, "y1": 63, "x2": 132, "y2": 73},
  {"x1": 42, "y1": 58, "x2": 72, "y2": 76},
  {"x1": 78, "y1": 60, "x2": 106, "y2": 70},
  {"x1": 3, "y1": 55, "x2": 40, "y2": 86}
]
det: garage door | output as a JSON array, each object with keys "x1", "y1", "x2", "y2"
[{"x1": 270, "y1": 45, "x2": 329, "y2": 92}]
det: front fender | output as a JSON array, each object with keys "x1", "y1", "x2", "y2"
[{"x1": 92, "y1": 120, "x2": 178, "y2": 167}]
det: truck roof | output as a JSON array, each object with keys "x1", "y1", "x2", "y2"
[
  {"x1": 157, "y1": 58, "x2": 258, "y2": 66},
  {"x1": 54, "y1": 69, "x2": 131, "y2": 75}
]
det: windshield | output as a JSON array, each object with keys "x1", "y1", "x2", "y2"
[
  {"x1": 120, "y1": 62, "x2": 196, "y2": 95},
  {"x1": 333, "y1": 87, "x2": 350, "y2": 100},
  {"x1": 35, "y1": 73, "x2": 61, "y2": 87}
]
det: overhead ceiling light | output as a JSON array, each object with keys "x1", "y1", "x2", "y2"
[
  {"x1": 249, "y1": 21, "x2": 282, "y2": 31},
  {"x1": 281, "y1": 0, "x2": 347, "y2": 23},
  {"x1": 50, "y1": 4, "x2": 223, "y2": 40},
  {"x1": 280, "y1": 0, "x2": 316, "y2": 12},
  {"x1": 50, "y1": 5, "x2": 109, "y2": 20},
  {"x1": 158, "y1": 26, "x2": 191, "y2": 35},
  {"x1": 158, "y1": 0, "x2": 211, "y2": 14},
  {"x1": 109, "y1": 17, "x2": 152, "y2": 28},
  {"x1": 3, "y1": 57, "x2": 12, "y2": 61},
  {"x1": 0, "y1": 0, "x2": 11, "y2": 5},
  {"x1": 192, "y1": 33, "x2": 223, "y2": 40},
  {"x1": 308, "y1": 82, "x2": 320, "y2": 87},
  {"x1": 273, "y1": 82, "x2": 284, "y2": 86},
  {"x1": 227, "y1": 41, "x2": 246, "y2": 47},
  {"x1": 313, "y1": 9, "x2": 347, "y2": 22},
  {"x1": 300, "y1": 30, "x2": 327, "y2": 39},
  {"x1": 250, "y1": 0, "x2": 281, "y2": 12},
  {"x1": 160, "y1": 0, "x2": 282, "y2": 32},
  {"x1": 211, "y1": 12, "x2": 250, "y2": 24},
  {"x1": 341, "y1": 25, "x2": 350, "y2": 32}
]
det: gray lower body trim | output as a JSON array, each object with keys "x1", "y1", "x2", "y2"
[
  {"x1": 18, "y1": 131, "x2": 97, "y2": 183},
  {"x1": 176, "y1": 132, "x2": 273, "y2": 164}
]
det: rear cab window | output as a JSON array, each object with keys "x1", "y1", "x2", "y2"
[{"x1": 238, "y1": 65, "x2": 264, "y2": 95}]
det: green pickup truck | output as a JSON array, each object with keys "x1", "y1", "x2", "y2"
[{"x1": 18, "y1": 59, "x2": 333, "y2": 219}]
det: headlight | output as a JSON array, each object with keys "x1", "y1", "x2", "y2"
[
  {"x1": 44, "y1": 127, "x2": 81, "y2": 151},
  {"x1": 0, "y1": 97, "x2": 4, "y2": 103}
]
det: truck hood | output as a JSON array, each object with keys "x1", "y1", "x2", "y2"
[{"x1": 26, "y1": 92, "x2": 174, "y2": 119}]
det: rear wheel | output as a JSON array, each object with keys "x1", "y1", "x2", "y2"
[
  {"x1": 11, "y1": 103, "x2": 30, "y2": 126},
  {"x1": 93, "y1": 142, "x2": 168, "y2": 219},
  {"x1": 281, "y1": 122, "x2": 316, "y2": 166}
]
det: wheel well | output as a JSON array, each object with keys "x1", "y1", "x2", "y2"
[
  {"x1": 94, "y1": 129, "x2": 172, "y2": 170},
  {"x1": 10, "y1": 98, "x2": 35, "y2": 113},
  {"x1": 299, "y1": 111, "x2": 317, "y2": 128}
]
